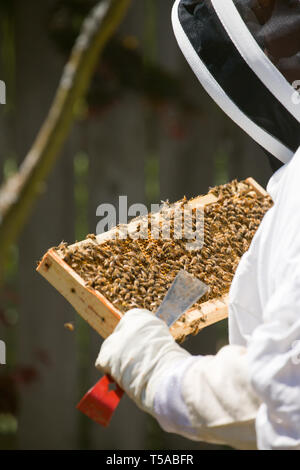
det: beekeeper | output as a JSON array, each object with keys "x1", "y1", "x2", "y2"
[{"x1": 96, "y1": 0, "x2": 300, "y2": 450}]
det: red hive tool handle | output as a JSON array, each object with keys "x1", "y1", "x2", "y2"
[{"x1": 76, "y1": 374, "x2": 124, "y2": 427}]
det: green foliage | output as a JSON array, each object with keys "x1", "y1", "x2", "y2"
[
  {"x1": 2, "y1": 154, "x2": 17, "y2": 182},
  {"x1": 73, "y1": 151, "x2": 92, "y2": 448},
  {"x1": 74, "y1": 151, "x2": 89, "y2": 241},
  {"x1": 214, "y1": 146, "x2": 230, "y2": 186},
  {"x1": 0, "y1": 414, "x2": 18, "y2": 435}
]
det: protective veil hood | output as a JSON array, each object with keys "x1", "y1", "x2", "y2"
[{"x1": 172, "y1": 0, "x2": 300, "y2": 166}]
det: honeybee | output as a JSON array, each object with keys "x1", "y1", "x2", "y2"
[{"x1": 64, "y1": 322, "x2": 75, "y2": 332}]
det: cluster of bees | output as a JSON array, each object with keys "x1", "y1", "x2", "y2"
[{"x1": 56, "y1": 180, "x2": 273, "y2": 320}]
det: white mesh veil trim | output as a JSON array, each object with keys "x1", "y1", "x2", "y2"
[
  {"x1": 171, "y1": 0, "x2": 293, "y2": 163},
  {"x1": 211, "y1": 0, "x2": 300, "y2": 123}
]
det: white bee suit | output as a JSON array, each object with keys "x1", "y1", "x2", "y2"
[
  {"x1": 230, "y1": 148, "x2": 300, "y2": 450},
  {"x1": 97, "y1": 146, "x2": 300, "y2": 450}
]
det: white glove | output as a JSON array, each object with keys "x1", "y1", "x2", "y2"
[
  {"x1": 96, "y1": 308, "x2": 260, "y2": 449},
  {"x1": 95, "y1": 308, "x2": 190, "y2": 415}
]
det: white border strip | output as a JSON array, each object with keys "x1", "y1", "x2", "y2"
[
  {"x1": 211, "y1": 0, "x2": 300, "y2": 123},
  {"x1": 171, "y1": 0, "x2": 293, "y2": 164}
]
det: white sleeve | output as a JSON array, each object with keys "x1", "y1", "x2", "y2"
[
  {"x1": 154, "y1": 344, "x2": 260, "y2": 450},
  {"x1": 96, "y1": 309, "x2": 260, "y2": 449},
  {"x1": 247, "y1": 274, "x2": 300, "y2": 450}
]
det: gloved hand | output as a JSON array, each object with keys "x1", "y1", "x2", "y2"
[
  {"x1": 96, "y1": 308, "x2": 261, "y2": 449},
  {"x1": 95, "y1": 308, "x2": 190, "y2": 416}
]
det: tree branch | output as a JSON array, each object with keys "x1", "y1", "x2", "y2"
[{"x1": 0, "y1": 0, "x2": 132, "y2": 265}]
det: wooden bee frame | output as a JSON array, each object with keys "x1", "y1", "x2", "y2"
[{"x1": 37, "y1": 177, "x2": 269, "y2": 342}]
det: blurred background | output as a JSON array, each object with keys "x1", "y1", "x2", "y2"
[{"x1": 0, "y1": 0, "x2": 272, "y2": 450}]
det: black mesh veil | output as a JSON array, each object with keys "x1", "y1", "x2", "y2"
[
  {"x1": 172, "y1": 0, "x2": 300, "y2": 171},
  {"x1": 234, "y1": 0, "x2": 300, "y2": 85},
  {"x1": 234, "y1": 0, "x2": 300, "y2": 170}
]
